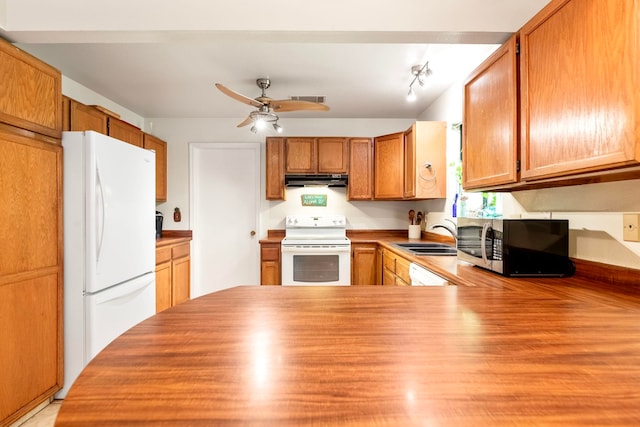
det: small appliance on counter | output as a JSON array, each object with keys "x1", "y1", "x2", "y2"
[
  {"x1": 457, "y1": 217, "x2": 575, "y2": 277},
  {"x1": 156, "y1": 211, "x2": 163, "y2": 238}
]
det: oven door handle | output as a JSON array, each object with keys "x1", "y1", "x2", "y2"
[{"x1": 281, "y1": 245, "x2": 351, "y2": 254}]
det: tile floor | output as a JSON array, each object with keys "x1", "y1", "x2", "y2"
[{"x1": 14, "y1": 401, "x2": 61, "y2": 427}]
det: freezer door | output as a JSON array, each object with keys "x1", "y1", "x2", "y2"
[
  {"x1": 85, "y1": 272, "x2": 156, "y2": 362},
  {"x1": 85, "y1": 131, "x2": 156, "y2": 293}
]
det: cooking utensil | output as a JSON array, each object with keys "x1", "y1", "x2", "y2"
[
  {"x1": 409, "y1": 210, "x2": 415, "y2": 225},
  {"x1": 416, "y1": 211, "x2": 423, "y2": 225}
]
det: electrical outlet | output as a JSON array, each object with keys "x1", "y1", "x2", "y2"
[{"x1": 623, "y1": 213, "x2": 640, "y2": 242}]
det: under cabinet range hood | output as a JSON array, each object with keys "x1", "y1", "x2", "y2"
[{"x1": 285, "y1": 174, "x2": 348, "y2": 187}]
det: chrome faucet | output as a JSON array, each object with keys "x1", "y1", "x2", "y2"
[{"x1": 429, "y1": 218, "x2": 457, "y2": 242}]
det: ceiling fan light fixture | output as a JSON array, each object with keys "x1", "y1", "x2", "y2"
[
  {"x1": 406, "y1": 61, "x2": 432, "y2": 101},
  {"x1": 273, "y1": 122, "x2": 283, "y2": 133},
  {"x1": 250, "y1": 125, "x2": 257, "y2": 134},
  {"x1": 407, "y1": 87, "x2": 416, "y2": 102}
]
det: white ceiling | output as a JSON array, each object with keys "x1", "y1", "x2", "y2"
[{"x1": 2, "y1": 0, "x2": 550, "y2": 123}]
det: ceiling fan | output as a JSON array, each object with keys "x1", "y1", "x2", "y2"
[{"x1": 215, "y1": 78, "x2": 329, "y2": 132}]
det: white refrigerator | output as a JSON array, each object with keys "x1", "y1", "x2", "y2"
[{"x1": 57, "y1": 131, "x2": 156, "y2": 398}]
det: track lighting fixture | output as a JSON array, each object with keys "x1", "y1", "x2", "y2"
[{"x1": 406, "y1": 61, "x2": 433, "y2": 102}]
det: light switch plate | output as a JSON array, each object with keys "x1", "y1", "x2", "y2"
[{"x1": 623, "y1": 213, "x2": 640, "y2": 242}]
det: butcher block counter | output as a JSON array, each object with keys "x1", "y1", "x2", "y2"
[{"x1": 55, "y1": 285, "x2": 640, "y2": 426}]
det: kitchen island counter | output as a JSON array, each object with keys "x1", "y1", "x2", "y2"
[{"x1": 56, "y1": 285, "x2": 640, "y2": 426}]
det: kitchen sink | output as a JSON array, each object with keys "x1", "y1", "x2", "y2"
[{"x1": 392, "y1": 242, "x2": 457, "y2": 256}]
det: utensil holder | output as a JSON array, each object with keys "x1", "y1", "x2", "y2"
[{"x1": 408, "y1": 225, "x2": 421, "y2": 239}]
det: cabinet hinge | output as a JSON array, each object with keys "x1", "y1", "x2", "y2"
[
  {"x1": 516, "y1": 160, "x2": 521, "y2": 172},
  {"x1": 515, "y1": 42, "x2": 520, "y2": 55}
]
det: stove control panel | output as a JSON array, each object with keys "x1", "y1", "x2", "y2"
[{"x1": 285, "y1": 215, "x2": 346, "y2": 228}]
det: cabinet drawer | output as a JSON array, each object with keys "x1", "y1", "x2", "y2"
[
  {"x1": 262, "y1": 246, "x2": 280, "y2": 261},
  {"x1": 156, "y1": 246, "x2": 171, "y2": 265},
  {"x1": 383, "y1": 250, "x2": 396, "y2": 272},
  {"x1": 172, "y1": 242, "x2": 190, "y2": 259},
  {"x1": 395, "y1": 257, "x2": 411, "y2": 284}
]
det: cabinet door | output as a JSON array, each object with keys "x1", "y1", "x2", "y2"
[
  {"x1": 265, "y1": 138, "x2": 285, "y2": 200},
  {"x1": 171, "y1": 243, "x2": 191, "y2": 306},
  {"x1": 143, "y1": 134, "x2": 168, "y2": 202},
  {"x1": 347, "y1": 138, "x2": 373, "y2": 200},
  {"x1": 155, "y1": 261, "x2": 172, "y2": 312},
  {"x1": 108, "y1": 117, "x2": 143, "y2": 147},
  {"x1": 520, "y1": 0, "x2": 640, "y2": 180},
  {"x1": 285, "y1": 137, "x2": 317, "y2": 173},
  {"x1": 317, "y1": 137, "x2": 348, "y2": 173},
  {"x1": 0, "y1": 39, "x2": 62, "y2": 138},
  {"x1": 69, "y1": 100, "x2": 108, "y2": 134},
  {"x1": 0, "y1": 127, "x2": 62, "y2": 424},
  {"x1": 374, "y1": 132, "x2": 404, "y2": 199},
  {"x1": 351, "y1": 243, "x2": 378, "y2": 285},
  {"x1": 463, "y1": 35, "x2": 519, "y2": 190},
  {"x1": 412, "y1": 121, "x2": 447, "y2": 199},
  {"x1": 260, "y1": 243, "x2": 281, "y2": 286}
]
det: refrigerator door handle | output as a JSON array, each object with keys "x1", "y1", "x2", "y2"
[{"x1": 96, "y1": 163, "x2": 105, "y2": 263}]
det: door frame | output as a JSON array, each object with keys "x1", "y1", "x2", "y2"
[{"x1": 188, "y1": 141, "x2": 262, "y2": 295}]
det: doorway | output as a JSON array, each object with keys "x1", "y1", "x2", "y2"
[{"x1": 189, "y1": 142, "x2": 260, "y2": 297}]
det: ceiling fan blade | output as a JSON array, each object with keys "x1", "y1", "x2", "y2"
[
  {"x1": 236, "y1": 116, "x2": 254, "y2": 128},
  {"x1": 271, "y1": 99, "x2": 330, "y2": 112},
  {"x1": 215, "y1": 83, "x2": 263, "y2": 108}
]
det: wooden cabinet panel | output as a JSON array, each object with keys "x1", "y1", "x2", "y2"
[
  {"x1": 108, "y1": 117, "x2": 143, "y2": 147},
  {"x1": 463, "y1": 35, "x2": 519, "y2": 190},
  {"x1": 0, "y1": 126, "x2": 62, "y2": 425},
  {"x1": 381, "y1": 248, "x2": 412, "y2": 286},
  {"x1": 285, "y1": 137, "x2": 317, "y2": 173},
  {"x1": 1, "y1": 274, "x2": 60, "y2": 423},
  {"x1": 260, "y1": 242, "x2": 281, "y2": 285},
  {"x1": 374, "y1": 132, "x2": 404, "y2": 199},
  {"x1": 266, "y1": 138, "x2": 285, "y2": 200},
  {"x1": 351, "y1": 243, "x2": 378, "y2": 285},
  {"x1": 317, "y1": 137, "x2": 348, "y2": 173},
  {"x1": 155, "y1": 262, "x2": 172, "y2": 313},
  {"x1": 172, "y1": 254, "x2": 191, "y2": 306},
  {"x1": 143, "y1": 133, "x2": 168, "y2": 202},
  {"x1": 395, "y1": 256, "x2": 411, "y2": 285},
  {"x1": 520, "y1": 0, "x2": 640, "y2": 180},
  {"x1": 69, "y1": 99, "x2": 107, "y2": 134},
  {"x1": 347, "y1": 138, "x2": 373, "y2": 200},
  {"x1": 0, "y1": 39, "x2": 62, "y2": 138},
  {"x1": 407, "y1": 122, "x2": 447, "y2": 199}
]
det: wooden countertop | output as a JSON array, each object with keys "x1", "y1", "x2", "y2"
[
  {"x1": 56, "y1": 285, "x2": 640, "y2": 426},
  {"x1": 156, "y1": 229, "x2": 192, "y2": 247}
]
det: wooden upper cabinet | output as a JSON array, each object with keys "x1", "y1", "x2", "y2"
[
  {"x1": 406, "y1": 121, "x2": 447, "y2": 199},
  {"x1": 143, "y1": 133, "x2": 168, "y2": 202},
  {"x1": 69, "y1": 99, "x2": 107, "y2": 134},
  {"x1": 520, "y1": 0, "x2": 640, "y2": 181},
  {"x1": 374, "y1": 123, "x2": 446, "y2": 200},
  {"x1": 285, "y1": 137, "x2": 348, "y2": 174},
  {"x1": 108, "y1": 117, "x2": 143, "y2": 147},
  {"x1": 317, "y1": 137, "x2": 348, "y2": 173},
  {"x1": 0, "y1": 39, "x2": 62, "y2": 139},
  {"x1": 285, "y1": 137, "x2": 317, "y2": 173},
  {"x1": 266, "y1": 137, "x2": 285, "y2": 200},
  {"x1": 374, "y1": 132, "x2": 404, "y2": 199},
  {"x1": 463, "y1": 35, "x2": 519, "y2": 190},
  {"x1": 348, "y1": 138, "x2": 374, "y2": 200}
]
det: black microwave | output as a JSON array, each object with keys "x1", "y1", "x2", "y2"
[{"x1": 456, "y1": 218, "x2": 574, "y2": 277}]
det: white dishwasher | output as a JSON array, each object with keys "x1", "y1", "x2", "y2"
[{"x1": 409, "y1": 263, "x2": 449, "y2": 286}]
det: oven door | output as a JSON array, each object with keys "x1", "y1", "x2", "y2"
[{"x1": 281, "y1": 244, "x2": 351, "y2": 286}]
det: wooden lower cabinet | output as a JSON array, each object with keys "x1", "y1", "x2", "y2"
[
  {"x1": 381, "y1": 248, "x2": 410, "y2": 286},
  {"x1": 260, "y1": 242, "x2": 281, "y2": 285},
  {"x1": 351, "y1": 243, "x2": 378, "y2": 285},
  {"x1": 0, "y1": 125, "x2": 63, "y2": 425},
  {"x1": 155, "y1": 240, "x2": 191, "y2": 312}
]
